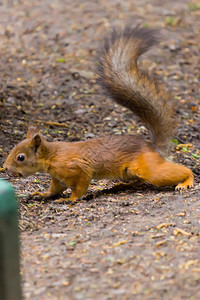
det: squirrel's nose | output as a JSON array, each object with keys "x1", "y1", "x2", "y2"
[{"x1": 3, "y1": 161, "x2": 8, "y2": 171}]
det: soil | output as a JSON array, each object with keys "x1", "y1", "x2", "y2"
[{"x1": 0, "y1": 0, "x2": 200, "y2": 299}]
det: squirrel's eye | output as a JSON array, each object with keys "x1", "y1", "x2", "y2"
[{"x1": 17, "y1": 154, "x2": 25, "y2": 162}]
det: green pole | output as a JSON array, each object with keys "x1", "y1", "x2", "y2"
[{"x1": 0, "y1": 179, "x2": 22, "y2": 299}]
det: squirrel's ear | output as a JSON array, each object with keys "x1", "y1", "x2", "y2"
[
  {"x1": 26, "y1": 126, "x2": 39, "y2": 139},
  {"x1": 30, "y1": 134, "x2": 42, "y2": 152}
]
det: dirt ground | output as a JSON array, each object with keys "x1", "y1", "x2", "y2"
[{"x1": 0, "y1": 0, "x2": 200, "y2": 299}]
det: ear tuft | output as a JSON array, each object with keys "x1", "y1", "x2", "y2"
[{"x1": 27, "y1": 126, "x2": 39, "y2": 139}]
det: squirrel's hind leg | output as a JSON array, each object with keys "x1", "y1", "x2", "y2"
[{"x1": 128, "y1": 151, "x2": 194, "y2": 189}]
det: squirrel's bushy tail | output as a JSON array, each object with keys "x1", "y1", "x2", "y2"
[{"x1": 97, "y1": 26, "x2": 175, "y2": 149}]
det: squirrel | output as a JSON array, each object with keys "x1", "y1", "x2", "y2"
[{"x1": 3, "y1": 26, "x2": 194, "y2": 203}]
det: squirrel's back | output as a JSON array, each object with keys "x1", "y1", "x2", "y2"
[{"x1": 97, "y1": 26, "x2": 175, "y2": 149}]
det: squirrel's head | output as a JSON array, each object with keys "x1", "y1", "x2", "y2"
[{"x1": 3, "y1": 126, "x2": 47, "y2": 178}]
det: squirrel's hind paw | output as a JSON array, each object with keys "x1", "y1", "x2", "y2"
[{"x1": 175, "y1": 181, "x2": 194, "y2": 190}]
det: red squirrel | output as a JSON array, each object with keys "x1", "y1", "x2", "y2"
[{"x1": 3, "y1": 26, "x2": 194, "y2": 202}]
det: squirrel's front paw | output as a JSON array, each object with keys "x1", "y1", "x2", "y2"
[
  {"x1": 55, "y1": 197, "x2": 68, "y2": 203},
  {"x1": 55, "y1": 196, "x2": 78, "y2": 204},
  {"x1": 31, "y1": 191, "x2": 51, "y2": 198}
]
